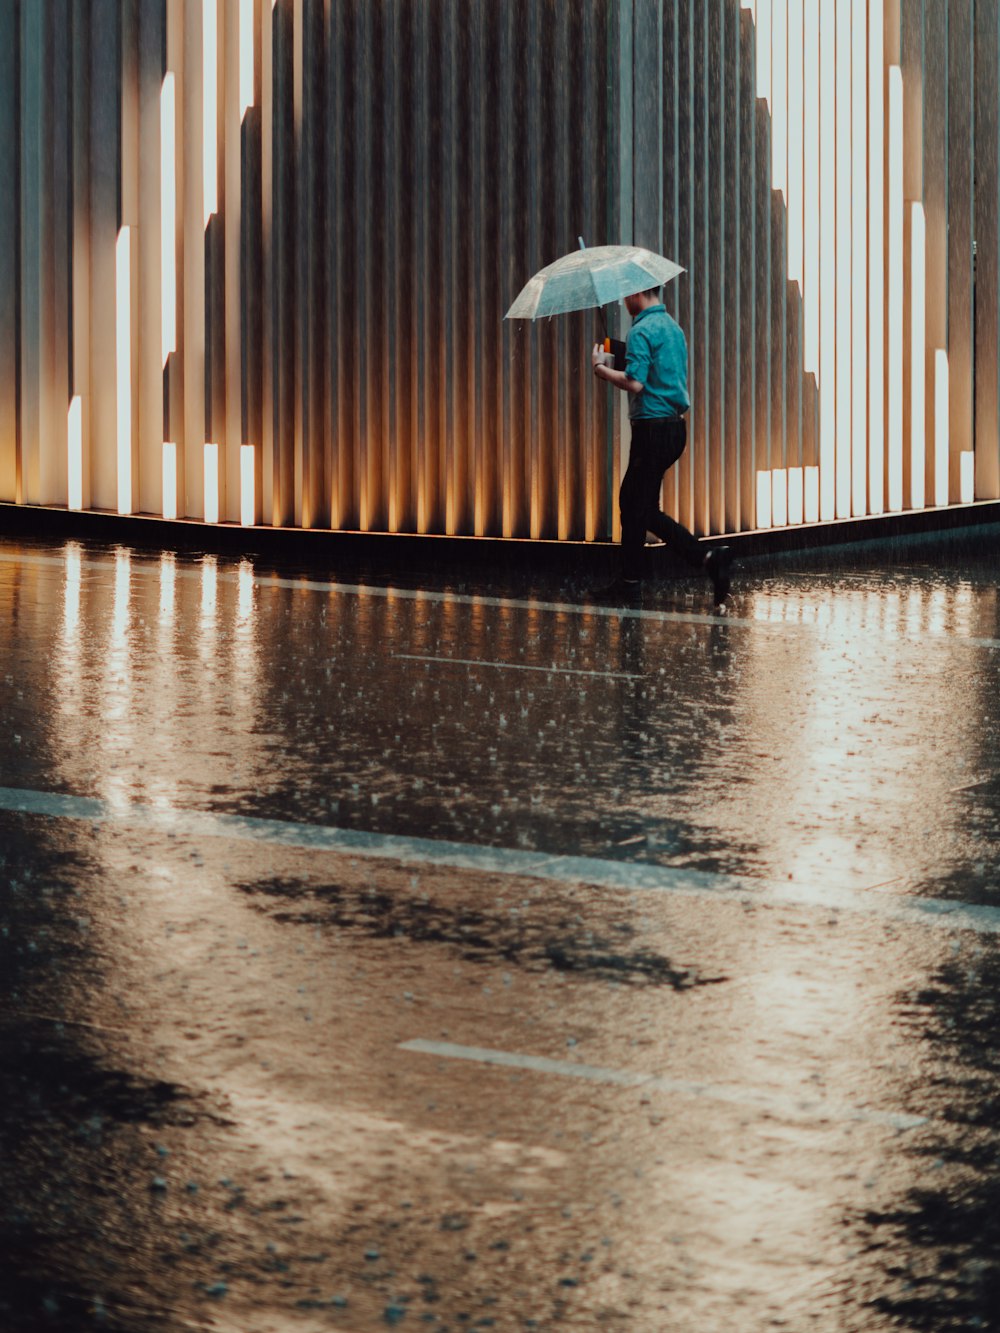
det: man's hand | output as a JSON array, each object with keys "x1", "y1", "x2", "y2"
[{"x1": 592, "y1": 343, "x2": 615, "y2": 370}]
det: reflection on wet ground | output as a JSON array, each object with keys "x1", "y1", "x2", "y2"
[{"x1": 3, "y1": 537, "x2": 1000, "y2": 1327}]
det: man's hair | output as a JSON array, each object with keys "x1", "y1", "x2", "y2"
[{"x1": 643, "y1": 285, "x2": 661, "y2": 299}]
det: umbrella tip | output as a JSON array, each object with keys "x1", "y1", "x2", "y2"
[{"x1": 577, "y1": 235, "x2": 586, "y2": 250}]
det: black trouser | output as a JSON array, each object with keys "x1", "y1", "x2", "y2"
[{"x1": 619, "y1": 417, "x2": 703, "y2": 581}]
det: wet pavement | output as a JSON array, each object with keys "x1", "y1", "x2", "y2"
[{"x1": 3, "y1": 535, "x2": 1000, "y2": 1330}]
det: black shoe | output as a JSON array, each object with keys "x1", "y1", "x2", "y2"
[
  {"x1": 704, "y1": 546, "x2": 732, "y2": 605},
  {"x1": 591, "y1": 577, "x2": 643, "y2": 603}
]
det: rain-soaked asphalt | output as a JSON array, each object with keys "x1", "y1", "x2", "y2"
[{"x1": 3, "y1": 535, "x2": 1000, "y2": 1331}]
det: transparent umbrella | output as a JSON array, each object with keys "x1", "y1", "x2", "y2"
[{"x1": 504, "y1": 240, "x2": 684, "y2": 323}]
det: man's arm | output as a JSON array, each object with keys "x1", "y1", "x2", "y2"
[{"x1": 591, "y1": 345, "x2": 643, "y2": 394}]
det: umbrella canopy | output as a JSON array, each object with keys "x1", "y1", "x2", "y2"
[{"x1": 504, "y1": 244, "x2": 684, "y2": 321}]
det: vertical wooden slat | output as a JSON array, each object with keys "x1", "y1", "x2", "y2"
[
  {"x1": 0, "y1": 0, "x2": 18, "y2": 502},
  {"x1": 707, "y1": 0, "x2": 724, "y2": 534},
  {"x1": 923, "y1": 0, "x2": 947, "y2": 506},
  {"x1": 974, "y1": 4, "x2": 1000, "y2": 500},
  {"x1": 754, "y1": 98, "x2": 770, "y2": 526},
  {"x1": 737, "y1": 6, "x2": 755, "y2": 531},
  {"x1": 138, "y1": 0, "x2": 165, "y2": 517},
  {"x1": 723, "y1": 0, "x2": 740, "y2": 532},
  {"x1": 691, "y1": 0, "x2": 709, "y2": 534},
  {"x1": 947, "y1": 0, "x2": 974, "y2": 498}
]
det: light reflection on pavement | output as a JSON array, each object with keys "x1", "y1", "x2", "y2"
[{"x1": 2, "y1": 538, "x2": 1000, "y2": 1330}]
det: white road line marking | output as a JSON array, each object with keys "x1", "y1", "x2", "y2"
[
  {"x1": 392, "y1": 652, "x2": 644, "y2": 681},
  {"x1": 1, "y1": 783, "x2": 1000, "y2": 936},
  {"x1": 3, "y1": 547, "x2": 1000, "y2": 645},
  {"x1": 399, "y1": 1039, "x2": 928, "y2": 1131}
]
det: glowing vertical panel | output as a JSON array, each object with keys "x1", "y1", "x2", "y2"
[
  {"x1": 162, "y1": 442, "x2": 177, "y2": 520},
  {"x1": 788, "y1": 466, "x2": 804, "y2": 524},
  {"x1": 887, "y1": 67, "x2": 903, "y2": 512},
  {"x1": 787, "y1": 1, "x2": 803, "y2": 288},
  {"x1": 802, "y1": 1, "x2": 819, "y2": 372},
  {"x1": 240, "y1": 0, "x2": 254, "y2": 120},
  {"x1": 934, "y1": 349, "x2": 949, "y2": 506},
  {"x1": 67, "y1": 396, "x2": 82, "y2": 511},
  {"x1": 835, "y1": 0, "x2": 852, "y2": 519},
  {"x1": 819, "y1": 0, "x2": 836, "y2": 519},
  {"x1": 756, "y1": 0, "x2": 771, "y2": 104},
  {"x1": 116, "y1": 227, "x2": 133, "y2": 515},
  {"x1": 960, "y1": 451, "x2": 975, "y2": 503},
  {"x1": 160, "y1": 75, "x2": 176, "y2": 367},
  {"x1": 756, "y1": 470, "x2": 772, "y2": 528},
  {"x1": 203, "y1": 0, "x2": 217, "y2": 225},
  {"x1": 240, "y1": 444, "x2": 255, "y2": 525},
  {"x1": 772, "y1": 468, "x2": 788, "y2": 525},
  {"x1": 850, "y1": 0, "x2": 867, "y2": 516},
  {"x1": 910, "y1": 201, "x2": 926, "y2": 509},
  {"x1": 771, "y1": 1, "x2": 787, "y2": 196},
  {"x1": 204, "y1": 442, "x2": 219, "y2": 523},
  {"x1": 868, "y1": 1, "x2": 885, "y2": 516}
]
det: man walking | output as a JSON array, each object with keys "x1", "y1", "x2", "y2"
[{"x1": 592, "y1": 288, "x2": 731, "y2": 606}]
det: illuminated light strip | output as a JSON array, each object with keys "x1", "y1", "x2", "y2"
[
  {"x1": 887, "y1": 67, "x2": 904, "y2": 513},
  {"x1": 787, "y1": 1, "x2": 804, "y2": 288},
  {"x1": 162, "y1": 442, "x2": 178, "y2": 521},
  {"x1": 115, "y1": 227, "x2": 132, "y2": 516},
  {"x1": 203, "y1": 0, "x2": 217, "y2": 225},
  {"x1": 802, "y1": 2, "x2": 819, "y2": 373},
  {"x1": 850, "y1": 0, "x2": 867, "y2": 517},
  {"x1": 934, "y1": 350, "x2": 949, "y2": 507},
  {"x1": 400, "y1": 1040, "x2": 928, "y2": 1131},
  {"x1": 804, "y1": 466, "x2": 820, "y2": 523},
  {"x1": 771, "y1": 468, "x2": 788, "y2": 526},
  {"x1": 2, "y1": 781, "x2": 1000, "y2": 944},
  {"x1": 239, "y1": 0, "x2": 254, "y2": 120},
  {"x1": 240, "y1": 444, "x2": 255, "y2": 526},
  {"x1": 868, "y1": 4, "x2": 885, "y2": 515},
  {"x1": 756, "y1": 470, "x2": 773, "y2": 528},
  {"x1": 160, "y1": 75, "x2": 176, "y2": 367},
  {"x1": 756, "y1": 0, "x2": 772, "y2": 104},
  {"x1": 771, "y1": 0, "x2": 787, "y2": 195},
  {"x1": 788, "y1": 466, "x2": 804, "y2": 524},
  {"x1": 834, "y1": 0, "x2": 853, "y2": 520},
  {"x1": 204, "y1": 443, "x2": 219, "y2": 523},
  {"x1": 819, "y1": 0, "x2": 836, "y2": 519},
  {"x1": 960, "y1": 451, "x2": 975, "y2": 504},
  {"x1": 67, "y1": 396, "x2": 82, "y2": 511},
  {"x1": 910, "y1": 202, "x2": 926, "y2": 510}
]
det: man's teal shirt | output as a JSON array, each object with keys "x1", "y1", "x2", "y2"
[{"x1": 624, "y1": 303, "x2": 691, "y2": 421}]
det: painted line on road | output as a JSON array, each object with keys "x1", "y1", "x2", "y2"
[
  {"x1": 6, "y1": 548, "x2": 1000, "y2": 646},
  {"x1": 2, "y1": 783, "x2": 1000, "y2": 937},
  {"x1": 392, "y1": 652, "x2": 644, "y2": 681},
  {"x1": 399, "y1": 1039, "x2": 928, "y2": 1131}
]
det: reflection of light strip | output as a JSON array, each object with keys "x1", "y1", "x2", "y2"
[
  {"x1": 116, "y1": 227, "x2": 132, "y2": 515},
  {"x1": 113, "y1": 550, "x2": 130, "y2": 644},
  {"x1": 238, "y1": 561, "x2": 254, "y2": 620},
  {"x1": 160, "y1": 75, "x2": 176, "y2": 366},
  {"x1": 162, "y1": 442, "x2": 177, "y2": 520},
  {"x1": 201, "y1": 556, "x2": 217, "y2": 618},
  {"x1": 756, "y1": 470, "x2": 773, "y2": 528},
  {"x1": 868, "y1": 3, "x2": 884, "y2": 515},
  {"x1": 160, "y1": 552, "x2": 175, "y2": 619},
  {"x1": 934, "y1": 350, "x2": 949, "y2": 506},
  {"x1": 68, "y1": 395, "x2": 82, "y2": 510},
  {"x1": 819, "y1": 0, "x2": 836, "y2": 519},
  {"x1": 772, "y1": 468, "x2": 788, "y2": 526},
  {"x1": 203, "y1": 0, "x2": 217, "y2": 224},
  {"x1": 835, "y1": 0, "x2": 852, "y2": 519},
  {"x1": 960, "y1": 451, "x2": 974, "y2": 504},
  {"x1": 851, "y1": 0, "x2": 867, "y2": 517},
  {"x1": 771, "y1": 1, "x2": 787, "y2": 194},
  {"x1": 239, "y1": 0, "x2": 254, "y2": 119},
  {"x1": 804, "y1": 466, "x2": 820, "y2": 523},
  {"x1": 887, "y1": 67, "x2": 903, "y2": 512},
  {"x1": 788, "y1": 466, "x2": 804, "y2": 524},
  {"x1": 787, "y1": 2, "x2": 803, "y2": 286},
  {"x1": 756, "y1": 0, "x2": 771, "y2": 104},
  {"x1": 802, "y1": 1, "x2": 819, "y2": 371},
  {"x1": 910, "y1": 202, "x2": 926, "y2": 510},
  {"x1": 64, "y1": 544, "x2": 81, "y2": 638},
  {"x1": 240, "y1": 444, "x2": 255, "y2": 525},
  {"x1": 204, "y1": 443, "x2": 219, "y2": 523}
]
